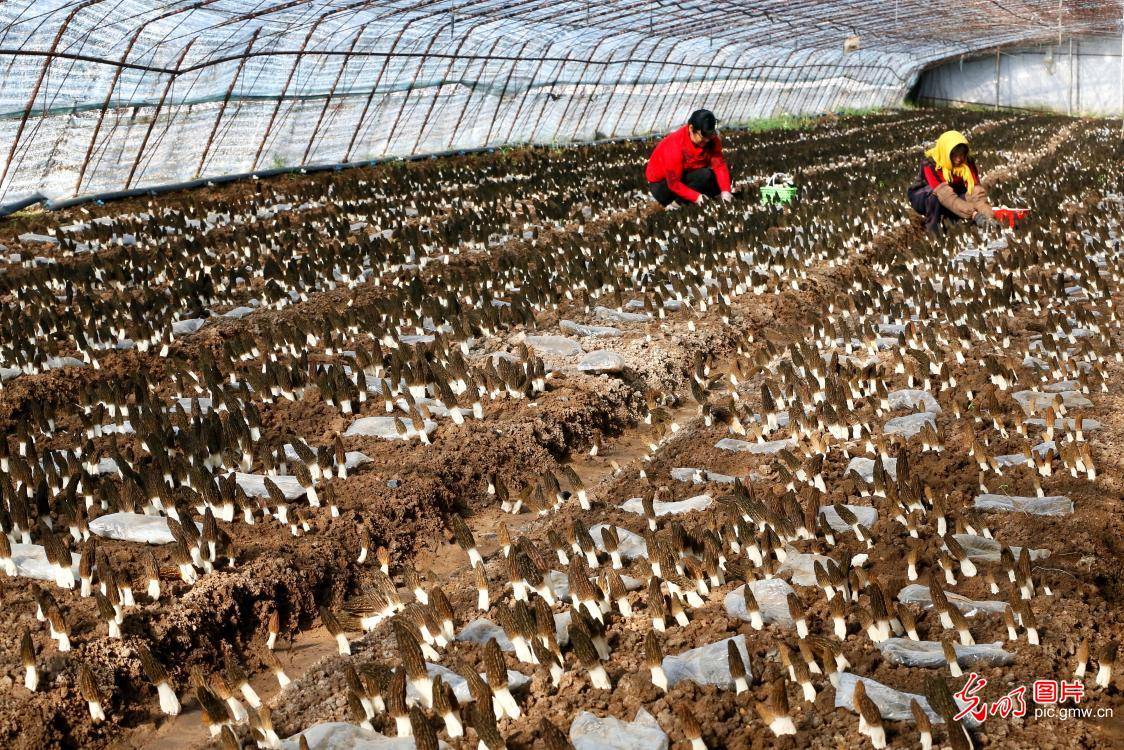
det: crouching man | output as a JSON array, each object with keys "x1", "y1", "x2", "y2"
[{"x1": 646, "y1": 109, "x2": 733, "y2": 209}]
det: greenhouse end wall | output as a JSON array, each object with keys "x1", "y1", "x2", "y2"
[{"x1": 916, "y1": 36, "x2": 1124, "y2": 115}]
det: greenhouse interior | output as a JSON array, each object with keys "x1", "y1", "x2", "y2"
[{"x1": 1, "y1": 1, "x2": 1124, "y2": 749}]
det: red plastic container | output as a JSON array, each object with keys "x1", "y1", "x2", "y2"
[{"x1": 992, "y1": 207, "x2": 1030, "y2": 228}]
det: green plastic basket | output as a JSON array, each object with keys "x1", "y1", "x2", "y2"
[
  {"x1": 759, "y1": 172, "x2": 796, "y2": 205},
  {"x1": 759, "y1": 185, "x2": 797, "y2": 205}
]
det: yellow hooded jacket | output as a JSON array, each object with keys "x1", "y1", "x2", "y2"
[{"x1": 924, "y1": 130, "x2": 977, "y2": 191}]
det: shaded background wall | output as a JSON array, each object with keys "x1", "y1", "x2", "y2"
[{"x1": 916, "y1": 35, "x2": 1124, "y2": 115}]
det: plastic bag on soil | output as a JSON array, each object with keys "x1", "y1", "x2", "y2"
[
  {"x1": 545, "y1": 570, "x2": 642, "y2": 602},
  {"x1": 1011, "y1": 389, "x2": 1092, "y2": 413},
  {"x1": 620, "y1": 494, "x2": 712, "y2": 516},
  {"x1": 404, "y1": 662, "x2": 529, "y2": 706},
  {"x1": 343, "y1": 416, "x2": 437, "y2": 440},
  {"x1": 12, "y1": 543, "x2": 78, "y2": 581},
  {"x1": 590, "y1": 524, "x2": 648, "y2": 559},
  {"x1": 284, "y1": 443, "x2": 371, "y2": 470},
  {"x1": 1025, "y1": 416, "x2": 1100, "y2": 431},
  {"x1": 896, "y1": 583, "x2": 1008, "y2": 616},
  {"x1": 89, "y1": 512, "x2": 201, "y2": 544},
  {"x1": 593, "y1": 305, "x2": 650, "y2": 323},
  {"x1": 878, "y1": 638, "x2": 1013, "y2": 668},
  {"x1": 994, "y1": 442, "x2": 1055, "y2": 467},
  {"x1": 819, "y1": 504, "x2": 878, "y2": 532},
  {"x1": 282, "y1": 722, "x2": 449, "y2": 749},
  {"x1": 847, "y1": 456, "x2": 897, "y2": 482},
  {"x1": 835, "y1": 672, "x2": 981, "y2": 727},
  {"x1": 973, "y1": 494, "x2": 1073, "y2": 516},
  {"x1": 235, "y1": 472, "x2": 306, "y2": 500},
  {"x1": 577, "y1": 350, "x2": 627, "y2": 374},
  {"x1": 223, "y1": 306, "x2": 255, "y2": 319},
  {"x1": 883, "y1": 412, "x2": 937, "y2": 438},
  {"x1": 456, "y1": 619, "x2": 514, "y2": 651},
  {"x1": 662, "y1": 635, "x2": 752, "y2": 689},
  {"x1": 570, "y1": 708, "x2": 668, "y2": 750},
  {"x1": 523, "y1": 335, "x2": 583, "y2": 356},
  {"x1": 951, "y1": 534, "x2": 1049, "y2": 563},
  {"x1": 777, "y1": 550, "x2": 834, "y2": 586},
  {"x1": 724, "y1": 579, "x2": 795, "y2": 627},
  {"x1": 715, "y1": 438, "x2": 793, "y2": 454},
  {"x1": 173, "y1": 397, "x2": 216, "y2": 414},
  {"x1": 172, "y1": 318, "x2": 207, "y2": 335},
  {"x1": 560, "y1": 320, "x2": 621, "y2": 338},
  {"x1": 888, "y1": 389, "x2": 942, "y2": 413},
  {"x1": 670, "y1": 467, "x2": 736, "y2": 484},
  {"x1": 457, "y1": 613, "x2": 572, "y2": 653}
]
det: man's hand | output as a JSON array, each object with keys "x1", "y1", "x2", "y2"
[
  {"x1": 720, "y1": 191, "x2": 733, "y2": 202},
  {"x1": 695, "y1": 194, "x2": 706, "y2": 205}
]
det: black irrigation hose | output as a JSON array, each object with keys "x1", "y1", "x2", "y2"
[{"x1": 0, "y1": 192, "x2": 48, "y2": 218}]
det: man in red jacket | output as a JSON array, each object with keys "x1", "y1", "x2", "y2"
[{"x1": 646, "y1": 109, "x2": 733, "y2": 209}]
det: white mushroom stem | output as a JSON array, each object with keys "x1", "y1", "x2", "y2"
[
  {"x1": 240, "y1": 683, "x2": 261, "y2": 709},
  {"x1": 859, "y1": 717, "x2": 886, "y2": 749},
  {"x1": 650, "y1": 665, "x2": 668, "y2": 692},
  {"x1": 493, "y1": 686, "x2": 520, "y2": 719},
  {"x1": 410, "y1": 677, "x2": 433, "y2": 708},
  {"x1": 589, "y1": 664, "x2": 611, "y2": 689},
  {"x1": 769, "y1": 716, "x2": 796, "y2": 736},
  {"x1": 442, "y1": 710, "x2": 463, "y2": 737},
  {"x1": 157, "y1": 681, "x2": 181, "y2": 715}
]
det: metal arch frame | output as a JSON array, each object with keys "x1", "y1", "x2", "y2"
[
  {"x1": 74, "y1": 1, "x2": 227, "y2": 197},
  {"x1": 705, "y1": 42, "x2": 754, "y2": 125},
  {"x1": 481, "y1": 37, "x2": 534, "y2": 146},
  {"x1": 546, "y1": 32, "x2": 632, "y2": 145},
  {"x1": 597, "y1": 35, "x2": 664, "y2": 139},
  {"x1": 3, "y1": 0, "x2": 1124, "y2": 200},
  {"x1": 634, "y1": 37, "x2": 692, "y2": 130},
  {"x1": 567, "y1": 35, "x2": 648, "y2": 143},
  {"x1": 125, "y1": 39, "x2": 197, "y2": 190},
  {"x1": 525, "y1": 45, "x2": 575, "y2": 144},
  {"x1": 380, "y1": 17, "x2": 458, "y2": 156},
  {"x1": 195, "y1": 26, "x2": 260, "y2": 179},
  {"x1": 647, "y1": 38, "x2": 711, "y2": 129},
  {"x1": 301, "y1": 22, "x2": 367, "y2": 165},
  {"x1": 408, "y1": 16, "x2": 503, "y2": 155},
  {"x1": 443, "y1": 34, "x2": 505, "y2": 150},
  {"x1": 498, "y1": 36, "x2": 566, "y2": 146},
  {"x1": 251, "y1": 14, "x2": 325, "y2": 170},
  {"x1": 655, "y1": 43, "x2": 725, "y2": 132},
  {"x1": 0, "y1": 0, "x2": 106, "y2": 194},
  {"x1": 343, "y1": 11, "x2": 425, "y2": 162}
]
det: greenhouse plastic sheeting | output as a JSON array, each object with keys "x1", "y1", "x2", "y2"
[{"x1": 1, "y1": 1, "x2": 1120, "y2": 203}]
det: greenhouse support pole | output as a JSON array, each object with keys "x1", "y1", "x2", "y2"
[
  {"x1": 125, "y1": 40, "x2": 195, "y2": 190},
  {"x1": 195, "y1": 29, "x2": 260, "y2": 180},
  {"x1": 301, "y1": 25, "x2": 367, "y2": 166},
  {"x1": 1068, "y1": 38, "x2": 1073, "y2": 116},
  {"x1": 994, "y1": 50, "x2": 1000, "y2": 111},
  {"x1": 252, "y1": 17, "x2": 325, "y2": 171}
]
